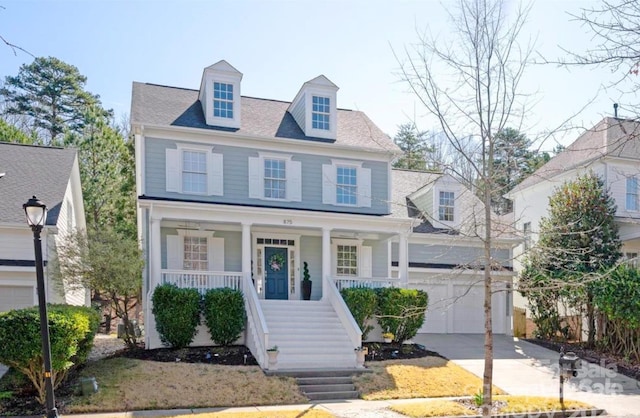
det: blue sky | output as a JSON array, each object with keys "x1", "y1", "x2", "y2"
[{"x1": 0, "y1": 0, "x2": 628, "y2": 148}]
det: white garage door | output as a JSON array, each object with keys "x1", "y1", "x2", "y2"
[
  {"x1": 415, "y1": 279, "x2": 507, "y2": 334},
  {"x1": 0, "y1": 286, "x2": 34, "y2": 312}
]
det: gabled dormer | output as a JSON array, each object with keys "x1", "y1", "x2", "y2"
[
  {"x1": 288, "y1": 75, "x2": 338, "y2": 140},
  {"x1": 198, "y1": 60, "x2": 243, "y2": 129}
]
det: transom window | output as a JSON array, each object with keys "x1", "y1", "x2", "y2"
[
  {"x1": 337, "y1": 245, "x2": 358, "y2": 276},
  {"x1": 213, "y1": 82, "x2": 234, "y2": 119},
  {"x1": 264, "y1": 158, "x2": 286, "y2": 199},
  {"x1": 337, "y1": 166, "x2": 357, "y2": 205},
  {"x1": 182, "y1": 150, "x2": 207, "y2": 193},
  {"x1": 627, "y1": 177, "x2": 638, "y2": 211},
  {"x1": 312, "y1": 96, "x2": 330, "y2": 130},
  {"x1": 439, "y1": 191, "x2": 455, "y2": 222},
  {"x1": 184, "y1": 236, "x2": 208, "y2": 270}
]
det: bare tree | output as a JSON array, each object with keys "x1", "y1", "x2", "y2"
[{"x1": 397, "y1": 0, "x2": 534, "y2": 415}]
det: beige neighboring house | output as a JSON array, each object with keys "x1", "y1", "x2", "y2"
[
  {"x1": 508, "y1": 117, "x2": 640, "y2": 314},
  {"x1": 0, "y1": 142, "x2": 89, "y2": 312}
]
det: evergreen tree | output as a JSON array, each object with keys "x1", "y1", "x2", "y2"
[
  {"x1": 392, "y1": 123, "x2": 432, "y2": 171},
  {"x1": 0, "y1": 117, "x2": 35, "y2": 144},
  {"x1": 0, "y1": 56, "x2": 106, "y2": 144},
  {"x1": 522, "y1": 172, "x2": 621, "y2": 345}
]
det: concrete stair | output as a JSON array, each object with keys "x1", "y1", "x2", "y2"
[
  {"x1": 271, "y1": 369, "x2": 361, "y2": 401},
  {"x1": 260, "y1": 300, "x2": 358, "y2": 370}
]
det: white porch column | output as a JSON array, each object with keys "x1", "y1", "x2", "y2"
[
  {"x1": 398, "y1": 232, "x2": 408, "y2": 288},
  {"x1": 241, "y1": 223, "x2": 252, "y2": 280},
  {"x1": 150, "y1": 216, "x2": 162, "y2": 290},
  {"x1": 321, "y1": 227, "x2": 331, "y2": 300}
]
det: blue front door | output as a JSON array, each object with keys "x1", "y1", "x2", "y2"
[{"x1": 265, "y1": 247, "x2": 288, "y2": 300}]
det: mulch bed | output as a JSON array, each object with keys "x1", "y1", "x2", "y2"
[{"x1": 526, "y1": 338, "x2": 640, "y2": 381}]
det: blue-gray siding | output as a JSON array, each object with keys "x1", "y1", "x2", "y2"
[
  {"x1": 160, "y1": 227, "x2": 242, "y2": 270},
  {"x1": 392, "y1": 243, "x2": 512, "y2": 267},
  {"x1": 364, "y1": 239, "x2": 388, "y2": 277},
  {"x1": 145, "y1": 137, "x2": 390, "y2": 215},
  {"x1": 300, "y1": 236, "x2": 322, "y2": 300}
]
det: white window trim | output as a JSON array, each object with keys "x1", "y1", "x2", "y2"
[
  {"x1": 305, "y1": 87, "x2": 337, "y2": 140},
  {"x1": 436, "y1": 189, "x2": 456, "y2": 224},
  {"x1": 167, "y1": 230, "x2": 224, "y2": 272},
  {"x1": 323, "y1": 159, "x2": 371, "y2": 208},
  {"x1": 208, "y1": 74, "x2": 241, "y2": 129},
  {"x1": 331, "y1": 238, "x2": 363, "y2": 277},
  {"x1": 166, "y1": 144, "x2": 223, "y2": 196},
  {"x1": 248, "y1": 152, "x2": 301, "y2": 202}
]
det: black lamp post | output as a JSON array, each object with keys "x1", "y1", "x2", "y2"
[{"x1": 23, "y1": 196, "x2": 59, "y2": 418}]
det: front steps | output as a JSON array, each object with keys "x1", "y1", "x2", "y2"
[
  {"x1": 260, "y1": 300, "x2": 359, "y2": 370},
  {"x1": 270, "y1": 369, "x2": 362, "y2": 401}
]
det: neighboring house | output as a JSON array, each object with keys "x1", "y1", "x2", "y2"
[
  {"x1": 132, "y1": 60, "x2": 516, "y2": 370},
  {"x1": 509, "y1": 117, "x2": 640, "y2": 315},
  {"x1": 0, "y1": 142, "x2": 89, "y2": 313}
]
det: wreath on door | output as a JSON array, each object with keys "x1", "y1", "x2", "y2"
[{"x1": 268, "y1": 253, "x2": 286, "y2": 271}]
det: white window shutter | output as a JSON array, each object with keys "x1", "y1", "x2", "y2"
[
  {"x1": 209, "y1": 237, "x2": 225, "y2": 271},
  {"x1": 322, "y1": 164, "x2": 336, "y2": 205},
  {"x1": 166, "y1": 149, "x2": 180, "y2": 193},
  {"x1": 167, "y1": 235, "x2": 183, "y2": 270},
  {"x1": 360, "y1": 246, "x2": 372, "y2": 277},
  {"x1": 358, "y1": 167, "x2": 372, "y2": 207},
  {"x1": 248, "y1": 157, "x2": 262, "y2": 199},
  {"x1": 208, "y1": 153, "x2": 224, "y2": 196},
  {"x1": 288, "y1": 160, "x2": 302, "y2": 202}
]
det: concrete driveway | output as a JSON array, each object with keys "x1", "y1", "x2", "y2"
[{"x1": 414, "y1": 334, "x2": 640, "y2": 417}]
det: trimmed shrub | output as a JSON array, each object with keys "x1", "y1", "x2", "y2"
[
  {"x1": 0, "y1": 304, "x2": 98, "y2": 404},
  {"x1": 376, "y1": 287, "x2": 428, "y2": 343},
  {"x1": 203, "y1": 288, "x2": 245, "y2": 346},
  {"x1": 151, "y1": 284, "x2": 201, "y2": 348},
  {"x1": 340, "y1": 287, "x2": 377, "y2": 340}
]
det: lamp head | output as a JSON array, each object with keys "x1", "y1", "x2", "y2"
[{"x1": 23, "y1": 196, "x2": 47, "y2": 228}]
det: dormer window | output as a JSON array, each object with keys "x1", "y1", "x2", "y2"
[
  {"x1": 312, "y1": 96, "x2": 330, "y2": 130},
  {"x1": 213, "y1": 82, "x2": 234, "y2": 119},
  {"x1": 198, "y1": 60, "x2": 242, "y2": 128},
  {"x1": 439, "y1": 191, "x2": 455, "y2": 222}
]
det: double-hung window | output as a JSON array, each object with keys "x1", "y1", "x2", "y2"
[
  {"x1": 183, "y1": 236, "x2": 208, "y2": 270},
  {"x1": 248, "y1": 153, "x2": 301, "y2": 201},
  {"x1": 627, "y1": 177, "x2": 638, "y2": 211},
  {"x1": 182, "y1": 150, "x2": 207, "y2": 194},
  {"x1": 336, "y1": 244, "x2": 358, "y2": 276},
  {"x1": 165, "y1": 145, "x2": 223, "y2": 196},
  {"x1": 523, "y1": 222, "x2": 532, "y2": 251},
  {"x1": 336, "y1": 165, "x2": 357, "y2": 205},
  {"x1": 264, "y1": 158, "x2": 286, "y2": 199},
  {"x1": 213, "y1": 82, "x2": 234, "y2": 119},
  {"x1": 312, "y1": 96, "x2": 330, "y2": 130},
  {"x1": 322, "y1": 160, "x2": 371, "y2": 208},
  {"x1": 438, "y1": 191, "x2": 455, "y2": 222}
]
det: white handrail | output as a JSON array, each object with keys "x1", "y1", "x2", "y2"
[
  {"x1": 242, "y1": 273, "x2": 269, "y2": 368},
  {"x1": 333, "y1": 276, "x2": 400, "y2": 291},
  {"x1": 324, "y1": 274, "x2": 361, "y2": 349}
]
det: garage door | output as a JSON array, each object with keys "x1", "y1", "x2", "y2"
[
  {"x1": 0, "y1": 286, "x2": 34, "y2": 312},
  {"x1": 414, "y1": 280, "x2": 506, "y2": 334}
]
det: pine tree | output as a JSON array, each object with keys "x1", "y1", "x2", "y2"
[{"x1": 392, "y1": 123, "x2": 433, "y2": 171}]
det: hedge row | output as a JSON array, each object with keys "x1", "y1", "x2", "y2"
[
  {"x1": 341, "y1": 287, "x2": 428, "y2": 343},
  {"x1": 0, "y1": 304, "x2": 99, "y2": 404},
  {"x1": 151, "y1": 284, "x2": 245, "y2": 349}
]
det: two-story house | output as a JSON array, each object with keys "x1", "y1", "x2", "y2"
[
  {"x1": 0, "y1": 143, "x2": 88, "y2": 313},
  {"x1": 132, "y1": 60, "x2": 515, "y2": 370},
  {"x1": 509, "y1": 117, "x2": 640, "y2": 317}
]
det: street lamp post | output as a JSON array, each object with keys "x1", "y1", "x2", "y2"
[{"x1": 23, "y1": 196, "x2": 59, "y2": 418}]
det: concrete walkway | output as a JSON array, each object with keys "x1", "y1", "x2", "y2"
[{"x1": 414, "y1": 334, "x2": 640, "y2": 417}]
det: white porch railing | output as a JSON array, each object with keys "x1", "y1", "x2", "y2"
[
  {"x1": 161, "y1": 270, "x2": 242, "y2": 294},
  {"x1": 324, "y1": 274, "x2": 362, "y2": 350},
  {"x1": 333, "y1": 276, "x2": 400, "y2": 291},
  {"x1": 242, "y1": 273, "x2": 269, "y2": 369}
]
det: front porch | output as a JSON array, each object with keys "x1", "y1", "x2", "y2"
[{"x1": 141, "y1": 200, "x2": 413, "y2": 369}]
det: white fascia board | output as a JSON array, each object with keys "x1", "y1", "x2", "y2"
[
  {"x1": 139, "y1": 199, "x2": 413, "y2": 234},
  {"x1": 405, "y1": 233, "x2": 520, "y2": 249},
  {"x1": 140, "y1": 123, "x2": 395, "y2": 162}
]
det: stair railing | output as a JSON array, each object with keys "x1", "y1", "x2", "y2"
[
  {"x1": 324, "y1": 274, "x2": 362, "y2": 350},
  {"x1": 242, "y1": 272, "x2": 269, "y2": 368}
]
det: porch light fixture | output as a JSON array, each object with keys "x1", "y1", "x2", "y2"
[{"x1": 23, "y1": 196, "x2": 59, "y2": 418}]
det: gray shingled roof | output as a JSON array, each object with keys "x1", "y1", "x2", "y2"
[
  {"x1": 131, "y1": 82, "x2": 400, "y2": 154},
  {"x1": 0, "y1": 143, "x2": 76, "y2": 226},
  {"x1": 512, "y1": 117, "x2": 640, "y2": 193}
]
